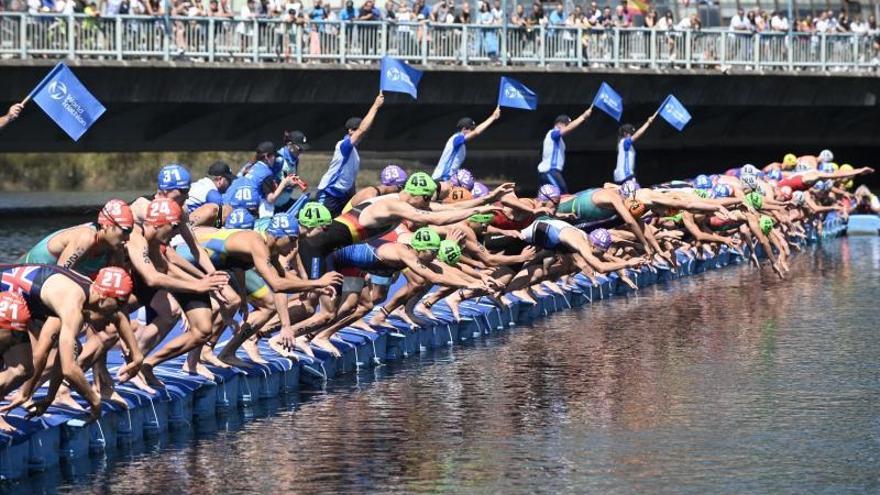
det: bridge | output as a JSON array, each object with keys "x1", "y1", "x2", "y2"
[{"x1": 1, "y1": 14, "x2": 879, "y2": 186}]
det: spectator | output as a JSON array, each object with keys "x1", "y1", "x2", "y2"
[
  {"x1": 677, "y1": 12, "x2": 697, "y2": 30},
  {"x1": 770, "y1": 11, "x2": 789, "y2": 32},
  {"x1": 656, "y1": 10, "x2": 672, "y2": 30},
  {"x1": 549, "y1": 3, "x2": 565, "y2": 26},
  {"x1": 478, "y1": 1, "x2": 499, "y2": 60},
  {"x1": 643, "y1": 9, "x2": 658, "y2": 28},
  {"x1": 850, "y1": 15, "x2": 868, "y2": 34},
  {"x1": 586, "y1": 1, "x2": 600, "y2": 25},
  {"x1": 730, "y1": 8, "x2": 751, "y2": 32},
  {"x1": 358, "y1": 0, "x2": 380, "y2": 21},
  {"x1": 600, "y1": 7, "x2": 613, "y2": 29},
  {"x1": 455, "y1": 1, "x2": 470, "y2": 23},
  {"x1": 745, "y1": 11, "x2": 757, "y2": 31},
  {"x1": 614, "y1": 4, "x2": 630, "y2": 27},
  {"x1": 431, "y1": 0, "x2": 451, "y2": 22},
  {"x1": 528, "y1": 2, "x2": 544, "y2": 27},
  {"x1": 510, "y1": 3, "x2": 527, "y2": 27},
  {"x1": 339, "y1": 0, "x2": 356, "y2": 21},
  {"x1": 413, "y1": 0, "x2": 430, "y2": 19},
  {"x1": 491, "y1": 0, "x2": 502, "y2": 23},
  {"x1": 566, "y1": 5, "x2": 586, "y2": 27}
]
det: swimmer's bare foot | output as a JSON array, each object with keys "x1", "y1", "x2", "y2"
[
  {"x1": 511, "y1": 289, "x2": 537, "y2": 305},
  {"x1": 129, "y1": 374, "x2": 157, "y2": 395},
  {"x1": 295, "y1": 336, "x2": 315, "y2": 358},
  {"x1": 349, "y1": 320, "x2": 377, "y2": 333},
  {"x1": 52, "y1": 388, "x2": 86, "y2": 411},
  {"x1": 217, "y1": 351, "x2": 251, "y2": 369},
  {"x1": 0, "y1": 416, "x2": 16, "y2": 433},
  {"x1": 620, "y1": 274, "x2": 638, "y2": 290},
  {"x1": 311, "y1": 337, "x2": 341, "y2": 358},
  {"x1": 542, "y1": 281, "x2": 565, "y2": 295},
  {"x1": 182, "y1": 360, "x2": 216, "y2": 381},
  {"x1": 138, "y1": 364, "x2": 165, "y2": 389},
  {"x1": 241, "y1": 338, "x2": 268, "y2": 364},
  {"x1": 414, "y1": 302, "x2": 439, "y2": 321},
  {"x1": 267, "y1": 335, "x2": 298, "y2": 360},
  {"x1": 445, "y1": 297, "x2": 462, "y2": 322},
  {"x1": 200, "y1": 346, "x2": 230, "y2": 368},
  {"x1": 96, "y1": 373, "x2": 128, "y2": 409}
]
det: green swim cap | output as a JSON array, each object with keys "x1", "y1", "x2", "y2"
[
  {"x1": 403, "y1": 172, "x2": 437, "y2": 198},
  {"x1": 411, "y1": 227, "x2": 441, "y2": 251},
  {"x1": 694, "y1": 189, "x2": 709, "y2": 199},
  {"x1": 744, "y1": 191, "x2": 763, "y2": 210},
  {"x1": 468, "y1": 213, "x2": 495, "y2": 225},
  {"x1": 438, "y1": 239, "x2": 462, "y2": 266},
  {"x1": 759, "y1": 215, "x2": 774, "y2": 234},
  {"x1": 664, "y1": 212, "x2": 683, "y2": 224},
  {"x1": 298, "y1": 202, "x2": 332, "y2": 228}
]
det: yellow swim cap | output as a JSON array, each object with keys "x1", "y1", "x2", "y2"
[
  {"x1": 782, "y1": 153, "x2": 797, "y2": 168},
  {"x1": 840, "y1": 164, "x2": 854, "y2": 189}
]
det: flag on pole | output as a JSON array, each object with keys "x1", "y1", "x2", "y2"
[
  {"x1": 379, "y1": 56, "x2": 423, "y2": 99},
  {"x1": 657, "y1": 94, "x2": 692, "y2": 131},
  {"x1": 29, "y1": 63, "x2": 105, "y2": 141},
  {"x1": 497, "y1": 76, "x2": 538, "y2": 110},
  {"x1": 592, "y1": 82, "x2": 623, "y2": 122}
]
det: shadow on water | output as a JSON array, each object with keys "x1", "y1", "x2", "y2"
[{"x1": 3, "y1": 238, "x2": 880, "y2": 494}]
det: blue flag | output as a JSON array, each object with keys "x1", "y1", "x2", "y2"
[
  {"x1": 658, "y1": 94, "x2": 692, "y2": 131},
  {"x1": 592, "y1": 82, "x2": 623, "y2": 122},
  {"x1": 379, "y1": 57, "x2": 423, "y2": 99},
  {"x1": 497, "y1": 76, "x2": 537, "y2": 110},
  {"x1": 29, "y1": 63, "x2": 105, "y2": 142}
]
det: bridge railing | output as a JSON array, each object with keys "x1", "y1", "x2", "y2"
[{"x1": 1, "y1": 13, "x2": 878, "y2": 73}]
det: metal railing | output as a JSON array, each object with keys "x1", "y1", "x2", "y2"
[{"x1": 2, "y1": 13, "x2": 879, "y2": 73}]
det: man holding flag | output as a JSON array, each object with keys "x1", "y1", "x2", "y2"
[
  {"x1": 537, "y1": 106, "x2": 594, "y2": 194},
  {"x1": 614, "y1": 114, "x2": 657, "y2": 185},
  {"x1": 431, "y1": 107, "x2": 501, "y2": 181},
  {"x1": 316, "y1": 93, "x2": 385, "y2": 216}
]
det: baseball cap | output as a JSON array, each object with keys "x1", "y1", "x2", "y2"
[
  {"x1": 256, "y1": 141, "x2": 276, "y2": 155},
  {"x1": 283, "y1": 130, "x2": 310, "y2": 150},
  {"x1": 457, "y1": 117, "x2": 477, "y2": 130},
  {"x1": 208, "y1": 161, "x2": 234, "y2": 182},
  {"x1": 555, "y1": 114, "x2": 572, "y2": 125},
  {"x1": 345, "y1": 117, "x2": 363, "y2": 131}
]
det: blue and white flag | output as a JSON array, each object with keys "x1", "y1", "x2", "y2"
[
  {"x1": 497, "y1": 76, "x2": 537, "y2": 110},
  {"x1": 29, "y1": 63, "x2": 105, "y2": 142},
  {"x1": 379, "y1": 56, "x2": 423, "y2": 99},
  {"x1": 658, "y1": 94, "x2": 692, "y2": 131},
  {"x1": 592, "y1": 82, "x2": 623, "y2": 122}
]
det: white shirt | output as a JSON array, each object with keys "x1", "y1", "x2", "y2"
[
  {"x1": 537, "y1": 128, "x2": 565, "y2": 173},
  {"x1": 730, "y1": 14, "x2": 750, "y2": 31},
  {"x1": 184, "y1": 177, "x2": 220, "y2": 213},
  {"x1": 614, "y1": 137, "x2": 635, "y2": 183},
  {"x1": 317, "y1": 135, "x2": 360, "y2": 195},
  {"x1": 432, "y1": 132, "x2": 467, "y2": 180}
]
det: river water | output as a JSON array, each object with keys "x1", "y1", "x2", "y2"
[{"x1": 2, "y1": 220, "x2": 879, "y2": 494}]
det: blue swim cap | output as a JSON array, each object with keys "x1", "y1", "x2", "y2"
[
  {"x1": 767, "y1": 168, "x2": 782, "y2": 181},
  {"x1": 712, "y1": 184, "x2": 732, "y2": 198},
  {"x1": 157, "y1": 164, "x2": 192, "y2": 191},
  {"x1": 228, "y1": 179, "x2": 260, "y2": 210},
  {"x1": 225, "y1": 208, "x2": 256, "y2": 229},
  {"x1": 694, "y1": 174, "x2": 712, "y2": 190},
  {"x1": 267, "y1": 212, "x2": 299, "y2": 238}
]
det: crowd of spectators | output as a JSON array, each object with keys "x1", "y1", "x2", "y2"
[{"x1": 2, "y1": 0, "x2": 878, "y2": 64}]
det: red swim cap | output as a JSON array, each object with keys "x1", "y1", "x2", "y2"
[
  {"x1": 98, "y1": 199, "x2": 135, "y2": 230},
  {"x1": 93, "y1": 267, "x2": 134, "y2": 299},
  {"x1": 144, "y1": 197, "x2": 182, "y2": 226},
  {"x1": 0, "y1": 291, "x2": 30, "y2": 331}
]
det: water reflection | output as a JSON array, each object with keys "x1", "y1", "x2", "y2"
[{"x1": 4, "y1": 237, "x2": 879, "y2": 494}]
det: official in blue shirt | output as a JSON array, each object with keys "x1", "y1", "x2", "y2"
[
  {"x1": 536, "y1": 106, "x2": 593, "y2": 194},
  {"x1": 316, "y1": 93, "x2": 384, "y2": 215},
  {"x1": 431, "y1": 106, "x2": 501, "y2": 181},
  {"x1": 613, "y1": 113, "x2": 656, "y2": 184}
]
